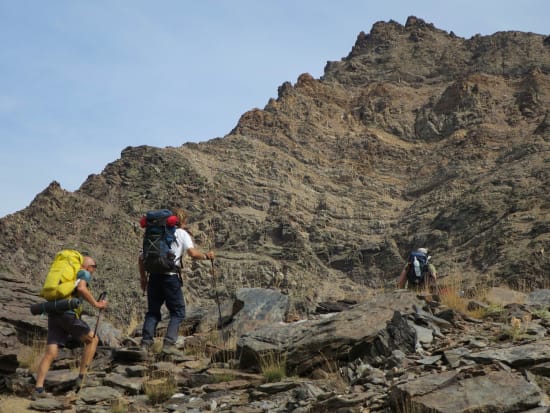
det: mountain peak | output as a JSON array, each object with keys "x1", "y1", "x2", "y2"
[{"x1": 1, "y1": 17, "x2": 548, "y2": 327}]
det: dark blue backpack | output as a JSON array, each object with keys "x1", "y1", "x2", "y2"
[
  {"x1": 141, "y1": 209, "x2": 179, "y2": 274},
  {"x1": 406, "y1": 250, "x2": 429, "y2": 285}
]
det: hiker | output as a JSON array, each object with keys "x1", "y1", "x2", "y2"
[
  {"x1": 397, "y1": 247, "x2": 437, "y2": 289},
  {"x1": 139, "y1": 207, "x2": 215, "y2": 356},
  {"x1": 33, "y1": 256, "x2": 107, "y2": 398}
]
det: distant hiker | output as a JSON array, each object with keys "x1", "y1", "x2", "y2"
[
  {"x1": 33, "y1": 254, "x2": 107, "y2": 399},
  {"x1": 398, "y1": 247, "x2": 437, "y2": 289},
  {"x1": 139, "y1": 207, "x2": 214, "y2": 357}
]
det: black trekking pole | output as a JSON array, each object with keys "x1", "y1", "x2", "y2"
[
  {"x1": 210, "y1": 259, "x2": 226, "y2": 348},
  {"x1": 76, "y1": 291, "x2": 107, "y2": 394},
  {"x1": 93, "y1": 292, "x2": 107, "y2": 338}
]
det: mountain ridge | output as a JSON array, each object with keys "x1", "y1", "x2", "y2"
[{"x1": 0, "y1": 16, "x2": 548, "y2": 326}]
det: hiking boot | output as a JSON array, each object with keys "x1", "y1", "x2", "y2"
[
  {"x1": 140, "y1": 340, "x2": 152, "y2": 350},
  {"x1": 161, "y1": 344, "x2": 184, "y2": 358},
  {"x1": 140, "y1": 341, "x2": 153, "y2": 355},
  {"x1": 73, "y1": 376, "x2": 83, "y2": 392},
  {"x1": 31, "y1": 389, "x2": 53, "y2": 400}
]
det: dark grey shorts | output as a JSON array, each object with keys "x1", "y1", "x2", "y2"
[{"x1": 47, "y1": 312, "x2": 90, "y2": 346}]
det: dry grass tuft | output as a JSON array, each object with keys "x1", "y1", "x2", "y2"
[
  {"x1": 531, "y1": 308, "x2": 550, "y2": 320},
  {"x1": 319, "y1": 352, "x2": 348, "y2": 392},
  {"x1": 143, "y1": 371, "x2": 176, "y2": 405},
  {"x1": 437, "y1": 272, "x2": 490, "y2": 318},
  {"x1": 110, "y1": 397, "x2": 130, "y2": 413},
  {"x1": 123, "y1": 311, "x2": 141, "y2": 337},
  {"x1": 207, "y1": 326, "x2": 237, "y2": 352},
  {"x1": 212, "y1": 372, "x2": 236, "y2": 383},
  {"x1": 17, "y1": 335, "x2": 46, "y2": 372},
  {"x1": 438, "y1": 286, "x2": 469, "y2": 314},
  {"x1": 259, "y1": 351, "x2": 287, "y2": 383},
  {"x1": 504, "y1": 313, "x2": 533, "y2": 342}
]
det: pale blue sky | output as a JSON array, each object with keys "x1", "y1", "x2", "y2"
[{"x1": 1, "y1": 1, "x2": 548, "y2": 217}]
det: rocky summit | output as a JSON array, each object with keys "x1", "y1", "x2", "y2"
[{"x1": 0, "y1": 16, "x2": 549, "y2": 412}]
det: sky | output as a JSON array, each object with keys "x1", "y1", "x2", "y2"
[{"x1": 0, "y1": 1, "x2": 548, "y2": 218}]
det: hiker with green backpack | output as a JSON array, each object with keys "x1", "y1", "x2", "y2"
[
  {"x1": 138, "y1": 207, "x2": 214, "y2": 357},
  {"x1": 33, "y1": 251, "x2": 107, "y2": 399}
]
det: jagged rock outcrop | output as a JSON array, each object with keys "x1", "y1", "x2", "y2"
[
  {"x1": 237, "y1": 291, "x2": 423, "y2": 375},
  {"x1": 0, "y1": 16, "x2": 548, "y2": 339}
]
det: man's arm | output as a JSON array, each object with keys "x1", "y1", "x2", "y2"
[
  {"x1": 179, "y1": 228, "x2": 215, "y2": 261},
  {"x1": 186, "y1": 248, "x2": 215, "y2": 261},
  {"x1": 75, "y1": 280, "x2": 107, "y2": 309}
]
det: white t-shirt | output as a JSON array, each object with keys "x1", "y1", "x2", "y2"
[{"x1": 171, "y1": 228, "x2": 194, "y2": 269}]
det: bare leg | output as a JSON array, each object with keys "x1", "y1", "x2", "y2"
[
  {"x1": 35, "y1": 344, "x2": 59, "y2": 388},
  {"x1": 79, "y1": 332, "x2": 99, "y2": 376}
]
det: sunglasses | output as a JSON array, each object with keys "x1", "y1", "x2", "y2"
[{"x1": 89, "y1": 264, "x2": 98, "y2": 269}]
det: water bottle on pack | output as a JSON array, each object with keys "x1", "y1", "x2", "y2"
[{"x1": 413, "y1": 256, "x2": 421, "y2": 278}]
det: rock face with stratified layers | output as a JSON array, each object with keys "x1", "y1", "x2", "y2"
[{"x1": 0, "y1": 16, "x2": 548, "y2": 329}]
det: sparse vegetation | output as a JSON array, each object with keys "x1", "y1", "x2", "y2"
[
  {"x1": 17, "y1": 336, "x2": 46, "y2": 372},
  {"x1": 438, "y1": 285, "x2": 469, "y2": 315},
  {"x1": 122, "y1": 311, "x2": 141, "y2": 338},
  {"x1": 110, "y1": 397, "x2": 129, "y2": 413},
  {"x1": 437, "y1": 274, "x2": 481, "y2": 317},
  {"x1": 531, "y1": 308, "x2": 550, "y2": 320},
  {"x1": 143, "y1": 371, "x2": 176, "y2": 405},
  {"x1": 208, "y1": 326, "x2": 237, "y2": 352},
  {"x1": 482, "y1": 303, "x2": 506, "y2": 319},
  {"x1": 259, "y1": 351, "x2": 287, "y2": 383},
  {"x1": 503, "y1": 313, "x2": 533, "y2": 342},
  {"x1": 508, "y1": 315, "x2": 524, "y2": 341},
  {"x1": 212, "y1": 372, "x2": 236, "y2": 383},
  {"x1": 319, "y1": 352, "x2": 348, "y2": 392}
]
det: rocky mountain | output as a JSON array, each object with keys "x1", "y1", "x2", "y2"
[{"x1": 0, "y1": 16, "x2": 549, "y2": 327}]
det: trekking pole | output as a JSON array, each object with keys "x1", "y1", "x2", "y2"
[
  {"x1": 210, "y1": 259, "x2": 226, "y2": 348},
  {"x1": 93, "y1": 292, "x2": 107, "y2": 338},
  {"x1": 76, "y1": 291, "x2": 107, "y2": 394}
]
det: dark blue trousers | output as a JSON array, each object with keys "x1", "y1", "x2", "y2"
[{"x1": 141, "y1": 274, "x2": 185, "y2": 346}]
